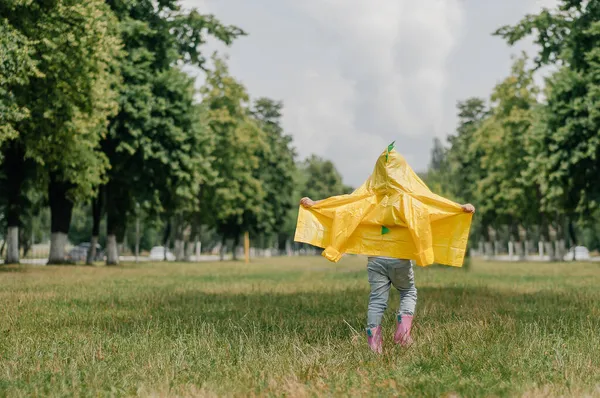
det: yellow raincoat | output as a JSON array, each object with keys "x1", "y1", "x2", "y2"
[{"x1": 294, "y1": 143, "x2": 473, "y2": 267}]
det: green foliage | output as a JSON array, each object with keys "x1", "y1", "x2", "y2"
[
  {"x1": 200, "y1": 55, "x2": 269, "y2": 238},
  {"x1": 0, "y1": 19, "x2": 39, "y2": 149},
  {"x1": 424, "y1": 0, "x2": 600, "y2": 250},
  {"x1": 3, "y1": 0, "x2": 121, "y2": 200},
  {"x1": 300, "y1": 155, "x2": 350, "y2": 200},
  {"x1": 473, "y1": 55, "x2": 540, "y2": 227},
  {"x1": 422, "y1": 138, "x2": 453, "y2": 199},
  {"x1": 150, "y1": 68, "x2": 207, "y2": 217},
  {"x1": 445, "y1": 98, "x2": 489, "y2": 206},
  {"x1": 251, "y1": 98, "x2": 297, "y2": 235},
  {"x1": 495, "y1": 0, "x2": 600, "y2": 218},
  {"x1": 102, "y1": 0, "x2": 244, "y2": 242}
]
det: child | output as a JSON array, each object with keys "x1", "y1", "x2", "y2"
[{"x1": 300, "y1": 197, "x2": 475, "y2": 353}]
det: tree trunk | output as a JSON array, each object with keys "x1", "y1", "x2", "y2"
[
  {"x1": 557, "y1": 239, "x2": 566, "y2": 260},
  {"x1": 20, "y1": 224, "x2": 32, "y2": 259},
  {"x1": 547, "y1": 221, "x2": 557, "y2": 261},
  {"x1": 47, "y1": 176, "x2": 74, "y2": 264},
  {"x1": 232, "y1": 235, "x2": 240, "y2": 261},
  {"x1": 540, "y1": 213, "x2": 555, "y2": 261},
  {"x1": 3, "y1": 142, "x2": 26, "y2": 265},
  {"x1": 162, "y1": 221, "x2": 171, "y2": 262},
  {"x1": 174, "y1": 239, "x2": 184, "y2": 261},
  {"x1": 184, "y1": 223, "x2": 198, "y2": 262},
  {"x1": 517, "y1": 226, "x2": 526, "y2": 261},
  {"x1": 184, "y1": 240, "x2": 194, "y2": 262},
  {"x1": 48, "y1": 232, "x2": 68, "y2": 264},
  {"x1": 555, "y1": 214, "x2": 567, "y2": 260},
  {"x1": 106, "y1": 235, "x2": 118, "y2": 265},
  {"x1": 219, "y1": 235, "x2": 226, "y2": 261},
  {"x1": 117, "y1": 227, "x2": 126, "y2": 258},
  {"x1": 173, "y1": 217, "x2": 186, "y2": 262},
  {"x1": 105, "y1": 180, "x2": 129, "y2": 266},
  {"x1": 463, "y1": 245, "x2": 471, "y2": 270},
  {"x1": 5, "y1": 227, "x2": 19, "y2": 264},
  {"x1": 484, "y1": 241, "x2": 493, "y2": 258},
  {"x1": 87, "y1": 190, "x2": 103, "y2": 265},
  {"x1": 135, "y1": 214, "x2": 140, "y2": 263},
  {"x1": 88, "y1": 236, "x2": 99, "y2": 265},
  {"x1": 508, "y1": 222, "x2": 519, "y2": 261},
  {"x1": 568, "y1": 219, "x2": 578, "y2": 247}
]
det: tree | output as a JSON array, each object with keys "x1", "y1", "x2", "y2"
[
  {"x1": 250, "y1": 98, "x2": 297, "y2": 250},
  {"x1": 472, "y1": 55, "x2": 541, "y2": 258},
  {"x1": 438, "y1": 98, "x2": 490, "y2": 263},
  {"x1": 0, "y1": 0, "x2": 121, "y2": 264},
  {"x1": 495, "y1": 0, "x2": 600, "y2": 238},
  {"x1": 200, "y1": 56, "x2": 269, "y2": 259},
  {"x1": 98, "y1": 0, "x2": 245, "y2": 265},
  {"x1": 474, "y1": 55, "x2": 539, "y2": 226},
  {"x1": 301, "y1": 155, "x2": 351, "y2": 200},
  {"x1": 423, "y1": 138, "x2": 452, "y2": 199},
  {"x1": 151, "y1": 69, "x2": 212, "y2": 262},
  {"x1": 429, "y1": 137, "x2": 446, "y2": 172},
  {"x1": 445, "y1": 98, "x2": 489, "y2": 205}
]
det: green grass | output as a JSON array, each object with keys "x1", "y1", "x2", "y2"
[{"x1": 1, "y1": 256, "x2": 600, "y2": 397}]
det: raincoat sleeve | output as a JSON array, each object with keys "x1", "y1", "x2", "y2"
[
  {"x1": 298, "y1": 192, "x2": 375, "y2": 262},
  {"x1": 320, "y1": 198, "x2": 377, "y2": 262},
  {"x1": 398, "y1": 195, "x2": 434, "y2": 266}
]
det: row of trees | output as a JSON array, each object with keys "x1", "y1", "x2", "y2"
[
  {"x1": 0, "y1": 0, "x2": 349, "y2": 265},
  {"x1": 425, "y1": 0, "x2": 600, "y2": 259}
]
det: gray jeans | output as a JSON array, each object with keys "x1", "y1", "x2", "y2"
[{"x1": 367, "y1": 256, "x2": 417, "y2": 328}]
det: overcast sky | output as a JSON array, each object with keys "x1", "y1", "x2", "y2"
[{"x1": 181, "y1": 0, "x2": 557, "y2": 187}]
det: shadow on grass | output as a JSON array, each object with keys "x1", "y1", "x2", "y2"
[
  {"x1": 45, "y1": 284, "x2": 600, "y2": 343},
  {"x1": 0, "y1": 264, "x2": 32, "y2": 273}
]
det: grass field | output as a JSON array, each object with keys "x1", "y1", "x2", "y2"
[{"x1": 1, "y1": 256, "x2": 600, "y2": 397}]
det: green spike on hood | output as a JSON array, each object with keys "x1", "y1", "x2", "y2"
[
  {"x1": 385, "y1": 141, "x2": 396, "y2": 162},
  {"x1": 381, "y1": 226, "x2": 390, "y2": 235}
]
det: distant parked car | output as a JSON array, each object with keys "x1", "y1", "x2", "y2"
[
  {"x1": 67, "y1": 242, "x2": 105, "y2": 262},
  {"x1": 149, "y1": 246, "x2": 175, "y2": 261},
  {"x1": 563, "y1": 246, "x2": 590, "y2": 261}
]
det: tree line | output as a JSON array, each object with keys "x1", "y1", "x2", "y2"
[
  {"x1": 0, "y1": 0, "x2": 350, "y2": 265},
  {"x1": 425, "y1": 0, "x2": 600, "y2": 259}
]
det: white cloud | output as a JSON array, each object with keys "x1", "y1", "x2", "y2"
[
  {"x1": 279, "y1": 0, "x2": 466, "y2": 184},
  {"x1": 180, "y1": 0, "x2": 559, "y2": 187}
]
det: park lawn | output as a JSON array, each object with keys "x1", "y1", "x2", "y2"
[{"x1": 1, "y1": 256, "x2": 600, "y2": 397}]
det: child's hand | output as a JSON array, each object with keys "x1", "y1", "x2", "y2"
[
  {"x1": 300, "y1": 197, "x2": 315, "y2": 208},
  {"x1": 461, "y1": 203, "x2": 475, "y2": 214}
]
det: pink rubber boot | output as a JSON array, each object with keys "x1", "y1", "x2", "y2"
[
  {"x1": 366, "y1": 325, "x2": 383, "y2": 354},
  {"x1": 394, "y1": 315, "x2": 413, "y2": 346}
]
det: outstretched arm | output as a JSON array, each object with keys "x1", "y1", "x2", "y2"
[{"x1": 298, "y1": 196, "x2": 375, "y2": 262}]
